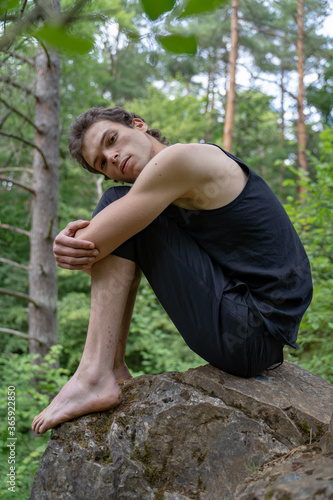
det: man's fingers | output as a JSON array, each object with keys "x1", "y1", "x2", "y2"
[
  {"x1": 55, "y1": 255, "x2": 95, "y2": 267},
  {"x1": 54, "y1": 247, "x2": 98, "y2": 259},
  {"x1": 66, "y1": 219, "x2": 90, "y2": 233},
  {"x1": 53, "y1": 234, "x2": 96, "y2": 252},
  {"x1": 53, "y1": 220, "x2": 98, "y2": 269}
]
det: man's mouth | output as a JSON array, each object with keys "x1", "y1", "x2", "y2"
[{"x1": 120, "y1": 157, "x2": 130, "y2": 174}]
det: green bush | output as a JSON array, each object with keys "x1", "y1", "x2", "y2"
[
  {"x1": 284, "y1": 129, "x2": 333, "y2": 382},
  {"x1": 0, "y1": 346, "x2": 70, "y2": 498}
]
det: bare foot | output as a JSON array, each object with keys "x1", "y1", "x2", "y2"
[
  {"x1": 31, "y1": 370, "x2": 122, "y2": 434},
  {"x1": 114, "y1": 362, "x2": 133, "y2": 383}
]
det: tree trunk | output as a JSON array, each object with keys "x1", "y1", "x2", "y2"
[
  {"x1": 223, "y1": 0, "x2": 239, "y2": 152},
  {"x1": 279, "y1": 69, "x2": 286, "y2": 193},
  {"x1": 29, "y1": 7, "x2": 60, "y2": 357},
  {"x1": 296, "y1": 0, "x2": 307, "y2": 199}
]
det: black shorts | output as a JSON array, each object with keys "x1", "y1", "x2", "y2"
[{"x1": 93, "y1": 186, "x2": 284, "y2": 378}]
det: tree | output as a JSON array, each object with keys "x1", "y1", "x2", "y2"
[
  {"x1": 239, "y1": 0, "x2": 331, "y2": 193},
  {"x1": 0, "y1": 0, "x2": 61, "y2": 357},
  {"x1": 0, "y1": 43, "x2": 38, "y2": 346},
  {"x1": 223, "y1": 0, "x2": 239, "y2": 151},
  {"x1": 296, "y1": 0, "x2": 307, "y2": 198},
  {"x1": 29, "y1": 29, "x2": 61, "y2": 357},
  {"x1": 0, "y1": 0, "x2": 92, "y2": 51}
]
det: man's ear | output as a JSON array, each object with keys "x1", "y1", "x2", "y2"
[{"x1": 132, "y1": 118, "x2": 148, "y2": 132}]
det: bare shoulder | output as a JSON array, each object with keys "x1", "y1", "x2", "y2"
[
  {"x1": 156, "y1": 142, "x2": 232, "y2": 164},
  {"x1": 131, "y1": 142, "x2": 247, "y2": 211},
  {"x1": 143, "y1": 142, "x2": 236, "y2": 179}
]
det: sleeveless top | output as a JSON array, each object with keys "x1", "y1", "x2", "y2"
[{"x1": 164, "y1": 146, "x2": 313, "y2": 348}]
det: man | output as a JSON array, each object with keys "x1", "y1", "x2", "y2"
[{"x1": 32, "y1": 106, "x2": 313, "y2": 434}]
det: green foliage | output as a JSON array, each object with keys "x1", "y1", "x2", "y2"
[
  {"x1": 140, "y1": 0, "x2": 230, "y2": 54},
  {"x1": 57, "y1": 290, "x2": 91, "y2": 372},
  {"x1": 0, "y1": 346, "x2": 70, "y2": 498},
  {"x1": 140, "y1": 0, "x2": 176, "y2": 20},
  {"x1": 180, "y1": 0, "x2": 228, "y2": 18},
  {"x1": 0, "y1": 0, "x2": 20, "y2": 16},
  {"x1": 284, "y1": 129, "x2": 333, "y2": 382},
  {"x1": 31, "y1": 24, "x2": 94, "y2": 55},
  {"x1": 157, "y1": 34, "x2": 197, "y2": 55},
  {"x1": 125, "y1": 84, "x2": 211, "y2": 144},
  {"x1": 126, "y1": 278, "x2": 204, "y2": 375}
]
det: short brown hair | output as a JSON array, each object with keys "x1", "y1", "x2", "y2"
[{"x1": 68, "y1": 106, "x2": 169, "y2": 175}]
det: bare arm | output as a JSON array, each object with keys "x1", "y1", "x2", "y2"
[
  {"x1": 75, "y1": 144, "x2": 204, "y2": 264},
  {"x1": 53, "y1": 220, "x2": 98, "y2": 271}
]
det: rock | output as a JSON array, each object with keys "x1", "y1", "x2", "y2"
[
  {"x1": 233, "y1": 443, "x2": 333, "y2": 500},
  {"x1": 30, "y1": 361, "x2": 333, "y2": 500},
  {"x1": 234, "y1": 417, "x2": 333, "y2": 499}
]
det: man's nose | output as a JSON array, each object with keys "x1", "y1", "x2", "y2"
[{"x1": 105, "y1": 150, "x2": 119, "y2": 164}]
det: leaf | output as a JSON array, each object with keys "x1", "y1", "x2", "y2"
[
  {"x1": 180, "y1": 0, "x2": 228, "y2": 18},
  {"x1": 157, "y1": 34, "x2": 197, "y2": 54},
  {"x1": 32, "y1": 25, "x2": 94, "y2": 55},
  {"x1": 141, "y1": 0, "x2": 176, "y2": 21},
  {"x1": 0, "y1": 0, "x2": 20, "y2": 15}
]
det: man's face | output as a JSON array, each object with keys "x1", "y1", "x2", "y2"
[{"x1": 82, "y1": 119, "x2": 161, "y2": 183}]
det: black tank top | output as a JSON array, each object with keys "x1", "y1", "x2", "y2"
[{"x1": 165, "y1": 146, "x2": 313, "y2": 348}]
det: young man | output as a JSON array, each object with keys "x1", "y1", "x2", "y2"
[{"x1": 32, "y1": 106, "x2": 313, "y2": 434}]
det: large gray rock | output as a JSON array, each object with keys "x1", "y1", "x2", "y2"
[
  {"x1": 234, "y1": 415, "x2": 333, "y2": 500},
  {"x1": 30, "y1": 361, "x2": 333, "y2": 500}
]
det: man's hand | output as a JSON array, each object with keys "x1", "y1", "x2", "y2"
[{"x1": 53, "y1": 220, "x2": 99, "y2": 270}]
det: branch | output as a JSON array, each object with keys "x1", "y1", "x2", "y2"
[
  {"x1": 20, "y1": 0, "x2": 28, "y2": 18},
  {"x1": 0, "y1": 287, "x2": 39, "y2": 307},
  {"x1": 238, "y1": 62, "x2": 298, "y2": 101},
  {"x1": 0, "y1": 76, "x2": 37, "y2": 97},
  {"x1": 0, "y1": 327, "x2": 46, "y2": 344},
  {"x1": 0, "y1": 168, "x2": 33, "y2": 174},
  {"x1": 0, "y1": 224, "x2": 30, "y2": 237},
  {"x1": 0, "y1": 257, "x2": 29, "y2": 271},
  {"x1": 60, "y1": 0, "x2": 89, "y2": 25},
  {"x1": 0, "y1": 4, "x2": 44, "y2": 50},
  {"x1": 0, "y1": 111, "x2": 11, "y2": 128},
  {"x1": 0, "y1": 175, "x2": 35, "y2": 194},
  {"x1": 0, "y1": 97, "x2": 42, "y2": 132},
  {"x1": 0, "y1": 131, "x2": 48, "y2": 168},
  {"x1": 0, "y1": 0, "x2": 90, "y2": 51},
  {"x1": 1, "y1": 49, "x2": 35, "y2": 66}
]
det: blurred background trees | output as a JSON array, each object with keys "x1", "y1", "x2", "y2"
[{"x1": 0, "y1": 0, "x2": 332, "y2": 495}]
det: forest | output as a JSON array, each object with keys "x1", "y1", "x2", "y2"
[{"x1": 0, "y1": 0, "x2": 332, "y2": 496}]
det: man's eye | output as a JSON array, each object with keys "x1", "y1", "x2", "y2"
[
  {"x1": 109, "y1": 135, "x2": 116, "y2": 144},
  {"x1": 100, "y1": 159, "x2": 106, "y2": 170}
]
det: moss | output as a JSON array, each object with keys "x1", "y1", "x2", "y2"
[
  {"x1": 154, "y1": 490, "x2": 165, "y2": 500},
  {"x1": 132, "y1": 443, "x2": 159, "y2": 486},
  {"x1": 296, "y1": 420, "x2": 310, "y2": 435},
  {"x1": 197, "y1": 451, "x2": 207, "y2": 466},
  {"x1": 265, "y1": 490, "x2": 274, "y2": 500},
  {"x1": 102, "y1": 455, "x2": 113, "y2": 465},
  {"x1": 116, "y1": 415, "x2": 130, "y2": 428},
  {"x1": 232, "y1": 402, "x2": 256, "y2": 420},
  {"x1": 191, "y1": 449, "x2": 207, "y2": 467}
]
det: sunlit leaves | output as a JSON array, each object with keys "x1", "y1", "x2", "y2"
[
  {"x1": 180, "y1": 0, "x2": 228, "y2": 17},
  {"x1": 157, "y1": 34, "x2": 197, "y2": 54},
  {"x1": 140, "y1": 0, "x2": 176, "y2": 20},
  {"x1": 0, "y1": 0, "x2": 20, "y2": 16},
  {"x1": 140, "y1": 0, "x2": 230, "y2": 54},
  {"x1": 32, "y1": 25, "x2": 94, "y2": 55}
]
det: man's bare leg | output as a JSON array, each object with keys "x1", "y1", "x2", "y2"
[
  {"x1": 32, "y1": 255, "x2": 139, "y2": 434},
  {"x1": 114, "y1": 264, "x2": 142, "y2": 382}
]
